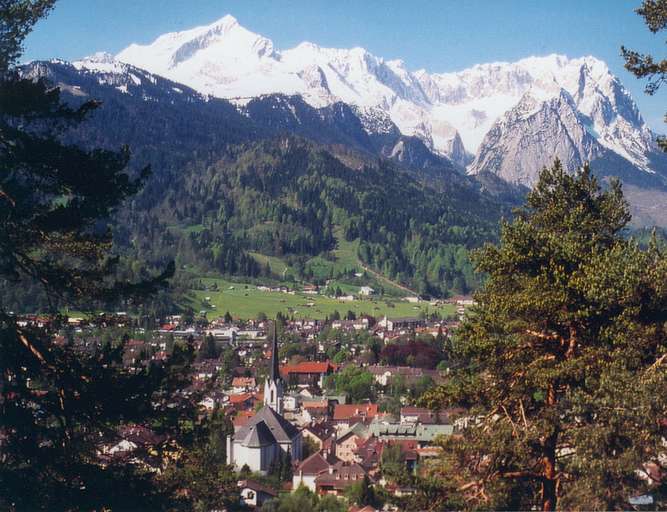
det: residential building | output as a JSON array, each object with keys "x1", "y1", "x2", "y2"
[
  {"x1": 293, "y1": 449, "x2": 339, "y2": 492},
  {"x1": 376, "y1": 316, "x2": 425, "y2": 331},
  {"x1": 333, "y1": 403, "x2": 378, "y2": 429},
  {"x1": 280, "y1": 361, "x2": 337, "y2": 388},
  {"x1": 359, "y1": 286, "x2": 375, "y2": 296},
  {"x1": 314, "y1": 461, "x2": 368, "y2": 496},
  {"x1": 238, "y1": 480, "x2": 277, "y2": 508}
]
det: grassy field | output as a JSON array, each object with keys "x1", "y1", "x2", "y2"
[
  {"x1": 246, "y1": 228, "x2": 411, "y2": 298},
  {"x1": 248, "y1": 252, "x2": 291, "y2": 278},
  {"x1": 189, "y1": 278, "x2": 456, "y2": 321}
]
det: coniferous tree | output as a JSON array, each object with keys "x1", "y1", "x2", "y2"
[
  {"x1": 622, "y1": 0, "x2": 667, "y2": 150},
  {"x1": 423, "y1": 161, "x2": 667, "y2": 511},
  {"x1": 1, "y1": 3, "x2": 174, "y2": 509},
  {"x1": 198, "y1": 333, "x2": 218, "y2": 360}
]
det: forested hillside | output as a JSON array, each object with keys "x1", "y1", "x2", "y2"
[
  {"x1": 118, "y1": 137, "x2": 505, "y2": 298},
  {"x1": 2, "y1": 59, "x2": 518, "y2": 313}
]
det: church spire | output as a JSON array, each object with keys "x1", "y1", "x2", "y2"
[{"x1": 264, "y1": 319, "x2": 283, "y2": 414}]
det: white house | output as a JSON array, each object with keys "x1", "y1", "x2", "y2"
[
  {"x1": 359, "y1": 286, "x2": 375, "y2": 296},
  {"x1": 238, "y1": 480, "x2": 277, "y2": 507}
]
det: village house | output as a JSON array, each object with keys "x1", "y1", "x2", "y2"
[
  {"x1": 282, "y1": 393, "x2": 301, "y2": 412},
  {"x1": 376, "y1": 316, "x2": 425, "y2": 332},
  {"x1": 280, "y1": 361, "x2": 337, "y2": 388},
  {"x1": 331, "y1": 318, "x2": 370, "y2": 331},
  {"x1": 333, "y1": 403, "x2": 379, "y2": 430},
  {"x1": 447, "y1": 294, "x2": 476, "y2": 306},
  {"x1": 314, "y1": 460, "x2": 368, "y2": 496},
  {"x1": 301, "y1": 400, "x2": 330, "y2": 424},
  {"x1": 359, "y1": 286, "x2": 375, "y2": 296},
  {"x1": 399, "y1": 406, "x2": 460, "y2": 425},
  {"x1": 238, "y1": 479, "x2": 278, "y2": 508},
  {"x1": 355, "y1": 438, "x2": 419, "y2": 475},
  {"x1": 293, "y1": 448, "x2": 340, "y2": 492},
  {"x1": 193, "y1": 360, "x2": 223, "y2": 381},
  {"x1": 97, "y1": 424, "x2": 166, "y2": 472},
  {"x1": 301, "y1": 423, "x2": 336, "y2": 452},
  {"x1": 227, "y1": 392, "x2": 263, "y2": 411},
  {"x1": 335, "y1": 423, "x2": 369, "y2": 462},
  {"x1": 231, "y1": 376, "x2": 257, "y2": 393}
]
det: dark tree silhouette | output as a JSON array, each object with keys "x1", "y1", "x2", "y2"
[
  {"x1": 1, "y1": 3, "x2": 175, "y2": 509},
  {"x1": 622, "y1": 0, "x2": 667, "y2": 150}
]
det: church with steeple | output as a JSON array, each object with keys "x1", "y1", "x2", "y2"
[
  {"x1": 227, "y1": 321, "x2": 302, "y2": 473},
  {"x1": 263, "y1": 321, "x2": 283, "y2": 414}
]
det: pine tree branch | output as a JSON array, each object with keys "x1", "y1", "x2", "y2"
[
  {"x1": 643, "y1": 353, "x2": 666, "y2": 378},
  {"x1": 525, "y1": 329, "x2": 560, "y2": 340},
  {"x1": 519, "y1": 399, "x2": 529, "y2": 429},
  {"x1": 0, "y1": 188, "x2": 15, "y2": 206}
]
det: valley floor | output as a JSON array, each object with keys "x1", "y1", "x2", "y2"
[{"x1": 188, "y1": 277, "x2": 455, "y2": 320}]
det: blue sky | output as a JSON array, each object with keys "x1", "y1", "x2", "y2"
[{"x1": 23, "y1": 0, "x2": 666, "y2": 131}]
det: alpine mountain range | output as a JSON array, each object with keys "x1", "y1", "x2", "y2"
[{"x1": 26, "y1": 14, "x2": 667, "y2": 226}]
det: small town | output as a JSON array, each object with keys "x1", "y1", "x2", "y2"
[{"x1": 12, "y1": 301, "x2": 470, "y2": 510}]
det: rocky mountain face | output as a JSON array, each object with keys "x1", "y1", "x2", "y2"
[
  {"x1": 469, "y1": 90, "x2": 600, "y2": 187},
  {"x1": 113, "y1": 16, "x2": 663, "y2": 186}
]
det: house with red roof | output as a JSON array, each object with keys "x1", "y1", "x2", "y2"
[
  {"x1": 333, "y1": 403, "x2": 378, "y2": 429},
  {"x1": 232, "y1": 376, "x2": 257, "y2": 393},
  {"x1": 314, "y1": 460, "x2": 368, "y2": 496},
  {"x1": 228, "y1": 392, "x2": 263, "y2": 411},
  {"x1": 280, "y1": 361, "x2": 338, "y2": 388},
  {"x1": 293, "y1": 449, "x2": 340, "y2": 492}
]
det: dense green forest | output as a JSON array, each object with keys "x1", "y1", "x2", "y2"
[{"x1": 114, "y1": 137, "x2": 504, "y2": 300}]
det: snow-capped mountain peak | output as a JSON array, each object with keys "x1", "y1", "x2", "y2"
[
  {"x1": 109, "y1": 15, "x2": 662, "y2": 178},
  {"x1": 117, "y1": 14, "x2": 276, "y2": 87}
]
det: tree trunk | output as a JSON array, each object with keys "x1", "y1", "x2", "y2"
[
  {"x1": 541, "y1": 451, "x2": 557, "y2": 511},
  {"x1": 542, "y1": 385, "x2": 558, "y2": 511}
]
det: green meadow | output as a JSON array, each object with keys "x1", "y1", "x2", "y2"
[{"x1": 189, "y1": 278, "x2": 456, "y2": 321}]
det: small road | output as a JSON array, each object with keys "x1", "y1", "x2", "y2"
[{"x1": 357, "y1": 262, "x2": 417, "y2": 296}]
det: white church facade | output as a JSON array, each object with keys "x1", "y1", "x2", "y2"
[{"x1": 227, "y1": 323, "x2": 302, "y2": 473}]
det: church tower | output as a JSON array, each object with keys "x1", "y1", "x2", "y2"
[{"x1": 264, "y1": 320, "x2": 283, "y2": 414}]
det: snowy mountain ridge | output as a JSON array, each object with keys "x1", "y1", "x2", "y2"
[{"x1": 97, "y1": 15, "x2": 661, "y2": 182}]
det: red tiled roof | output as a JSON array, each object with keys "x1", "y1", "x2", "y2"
[
  {"x1": 232, "y1": 377, "x2": 256, "y2": 387},
  {"x1": 333, "y1": 403, "x2": 378, "y2": 421},
  {"x1": 233, "y1": 410, "x2": 255, "y2": 428},
  {"x1": 229, "y1": 393, "x2": 254, "y2": 404},
  {"x1": 280, "y1": 361, "x2": 337, "y2": 376},
  {"x1": 296, "y1": 451, "x2": 338, "y2": 476},
  {"x1": 303, "y1": 400, "x2": 328, "y2": 409}
]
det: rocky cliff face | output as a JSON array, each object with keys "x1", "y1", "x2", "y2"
[{"x1": 469, "y1": 90, "x2": 601, "y2": 186}]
